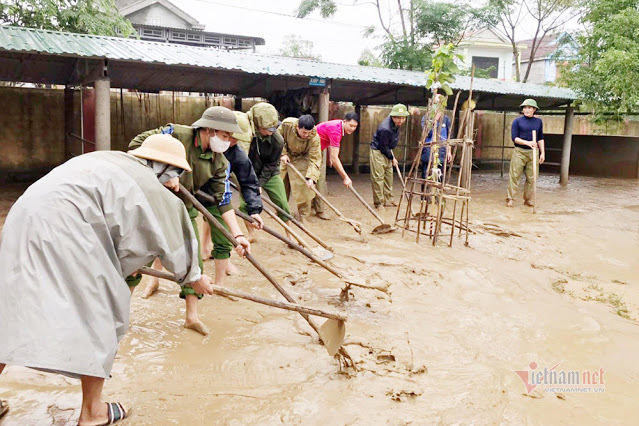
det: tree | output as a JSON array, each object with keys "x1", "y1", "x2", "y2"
[
  {"x1": 278, "y1": 34, "x2": 322, "y2": 61},
  {"x1": 490, "y1": 0, "x2": 582, "y2": 82},
  {"x1": 561, "y1": 0, "x2": 639, "y2": 119},
  {"x1": 358, "y1": 49, "x2": 383, "y2": 67},
  {"x1": 0, "y1": 0, "x2": 134, "y2": 37},
  {"x1": 296, "y1": 0, "x2": 496, "y2": 71}
]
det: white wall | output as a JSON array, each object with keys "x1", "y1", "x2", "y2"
[
  {"x1": 458, "y1": 46, "x2": 515, "y2": 80},
  {"x1": 127, "y1": 4, "x2": 191, "y2": 28}
]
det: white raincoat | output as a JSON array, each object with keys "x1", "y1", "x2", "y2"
[{"x1": 0, "y1": 151, "x2": 200, "y2": 379}]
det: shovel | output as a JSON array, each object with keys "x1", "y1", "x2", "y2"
[
  {"x1": 228, "y1": 203, "x2": 373, "y2": 294},
  {"x1": 260, "y1": 194, "x2": 334, "y2": 254},
  {"x1": 347, "y1": 185, "x2": 396, "y2": 234},
  {"x1": 287, "y1": 163, "x2": 363, "y2": 235},
  {"x1": 139, "y1": 267, "x2": 346, "y2": 322},
  {"x1": 227, "y1": 181, "x2": 334, "y2": 260},
  {"x1": 391, "y1": 152, "x2": 406, "y2": 190},
  {"x1": 181, "y1": 185, "x2": 351, "y2": 360}
]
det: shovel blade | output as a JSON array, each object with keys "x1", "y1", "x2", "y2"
[
  {"x1": 371, "y1": 224, "x2": 395, "y2": 234},
  {"x1": 319, "y1": 319, "x2": 346, "y2": 356}
]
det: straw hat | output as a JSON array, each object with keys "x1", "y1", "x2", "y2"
[
  {"x1": 129, "y1": 134, "x2": 192, "y2": 172},
  {"x1": 192, "y1": 106, "x2": 242, "y2": 133}
]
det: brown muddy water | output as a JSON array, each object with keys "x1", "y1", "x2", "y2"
[{"x1": 1, "y1": 172, "x2": 638, "y2": 425}]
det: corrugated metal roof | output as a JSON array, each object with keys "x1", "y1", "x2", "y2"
[{"x1": 0, "y1": 25, "x2": 576, "y2": 100}]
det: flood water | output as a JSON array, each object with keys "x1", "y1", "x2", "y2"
[{"x1": 1, "y1": 171, "x2": 638, "y2": 425}]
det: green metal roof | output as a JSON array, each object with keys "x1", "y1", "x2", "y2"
[{"x1": 0, "y1": 26, "x2": 577, "y2": 107}]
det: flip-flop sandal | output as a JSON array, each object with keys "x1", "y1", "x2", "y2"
[
  {"x1": 99, "y1": 402, "x2": 129, "y2": 425},
  {"x1": 1, "y1": 399, "x2": 8, "y2": 418}
]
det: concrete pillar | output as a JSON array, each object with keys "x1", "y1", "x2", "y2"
[
  {"x1": 352, "y1": 104, "x2": 361, "y2": 174},
  {"x1": 318, "y1": 88, "x2": 330, "y2": 123},
  {"x1": 64, "y1": 85, "x2": 75, "y2": 159},
  {"x1": 559, "y1": 107, "x2": 574, "y2": 186},
  {"x1": 94, "y1": 77, "x2": 111, "y2": 151}
]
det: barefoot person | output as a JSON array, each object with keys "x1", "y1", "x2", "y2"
[
  {"x1": 315, "y1": 112, "x2": 359, "y2": 219},
  {"x1": 0, "y1": 135, "x2": 217, "y2": 425},
  {"x1": 128, "y1": 106, "x2": 251, "y2": 335},
  {"x1": 506, "y1": 99, "x2": 545, "y2": 207},
  {"x1": 278, "y1": 114, "x2": 322, "y2": 219}
]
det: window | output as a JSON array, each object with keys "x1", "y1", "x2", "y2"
[
  {"x1": 171, "y1": 31, "x2": 186, "y2": 41},
  {"x1": 224, "y1": 37, "x2": 238, "y2": 46},
  {"x1": 238, "y1": 39, "x2": 251, "y2": 47},
  {"x1": 204, "y1": 35, "x2": 221, "y2": 45},
  {"x1": 471, "y1": 56, "x2": 499, "y2": 78},
  {"x1": 141, "y1": 28, "x2": 163, "y2": 39},
  {"x1": 187, "y1": 33, "x2": 201, "y2": 42}
]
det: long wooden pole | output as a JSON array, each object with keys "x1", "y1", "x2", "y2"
[
  {"x1": 140, "y1": 267, "x2": 346, "y2": 321},
  {"x1": 179, "y1": 185, "x2": 354, "y2": 364}
]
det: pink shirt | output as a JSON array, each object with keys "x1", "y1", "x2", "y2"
[{"x1": 316, "y1": 120, "x2": 344, "y2": 151}]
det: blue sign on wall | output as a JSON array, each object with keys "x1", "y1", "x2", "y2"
[{"x1": 309, "y1": 77, "x2": 327, "y2": 87}]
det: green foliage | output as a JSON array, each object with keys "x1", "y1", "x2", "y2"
[
  {"x1": 295, "y1": 0, "x2": 497, "y2": 71},
  {"x1": 278, "y1": 34, "x2": 322, "y2": 61},
  {"x1": 296, "y1": 0, "x2": 337, "y2": 18},
  {"x1": 425, "y1": 44, "x2": 462, "y2": 96},
  {"x1": 357, "y1": 49, "x2": 383, "y2": 67},
  {"x1": 379, "y1": 38, "x2": 432, "y2": 71},
  {"x1": 413, "y1": 0, "x2": 498, "y2": 47},
  {"x1": 561, "y1": 0, "x2": 639, "y2": 118},
  {"x1": 0, "y1": 0, "x2": 135, "y2": 37},
  {"x1": 459, "y1": 65, "x2": 496, "y2": 79}
]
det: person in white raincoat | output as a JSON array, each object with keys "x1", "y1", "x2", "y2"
[{"x1": 0, "y1": 134, "x2": 216, "y2": 425}]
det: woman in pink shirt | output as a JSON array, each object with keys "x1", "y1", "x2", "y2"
[{"x1": 314, "y1": 112, "x2": 359, "y2": 219}]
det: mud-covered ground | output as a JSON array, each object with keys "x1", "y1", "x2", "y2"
[{"x1": 1, "y1": 172, "x2": 638, "y2": 425}]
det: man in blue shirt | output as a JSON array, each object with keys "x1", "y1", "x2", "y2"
[
  {"x1": 421, "y1": 94, "x2": 453, "y2": 180},
  {"x1": 370, "y1": 103, "x2": 410, "y2": 208},
  {"x1": 507, "y1": 99, "x2": 545, "y2": 207}
]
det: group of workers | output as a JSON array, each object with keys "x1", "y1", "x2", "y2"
[{"x1": 0, "y1": 96, "x2": 543, "y2": 424}]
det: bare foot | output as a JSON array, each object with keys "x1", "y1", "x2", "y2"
[
  {"x1": 384, "y1": 200, "x2": 398, "y2": 207},
  {"x1": 226, "y1": 260, "x2": 240, "y2": 276},
  {"x1": 316, "y1": 211, "x2": 330, "y2": 220},
  {"x1": 201, "y1": 244, "x2": 213, "y2": 260},
  {"x1": 506, "y1": 199, "x2": 513, "y2": 207},
  {"x1": 184, "y1": 318, "x2": 210, "y2": 336},
  {"x1": 141, "y1": 278, "x2": 160, "y2": 299},
  {"x1": 524, "y1": 199, "x2": 534, "y2": 207}
]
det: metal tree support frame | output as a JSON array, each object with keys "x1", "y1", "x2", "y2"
[{"x1": 394, "y1": 90, "x2": 476, "y2": 247}]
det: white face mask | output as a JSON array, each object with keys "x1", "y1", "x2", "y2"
[{"x1": 209, "y1": 130, "x2": 230, "y2": 153}]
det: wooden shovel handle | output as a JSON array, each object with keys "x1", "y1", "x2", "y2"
[
  {"x1": 179, "y1": 185, "x2": 327, "y2": 343},
  {"x1": 286, "y1": 163, "x2": 345, "y2": 218},
  {"x1": 348, "y1": 185, "x2": 385, "y2": 225},
  {"x1": 139, "y1": 267, "x2": 346, "y2": 321}
]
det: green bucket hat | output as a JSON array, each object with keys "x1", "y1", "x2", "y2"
[
  {"x1": 390, "y1": 103, "x2": 410, "y2": 117},
  {"x1": 192, "y1": 106, "x2": 242, "y2": 133},
  {"x1": 520, "y1": 99, "x2": 539, "y2": 110},
  {"x1": 232, "y1": 111, "x2": 253, "y2": 143}
]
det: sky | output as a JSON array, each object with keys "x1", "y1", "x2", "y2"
[{"x1": 177, "y1": 0, "x2": 580, "y2": 65}]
